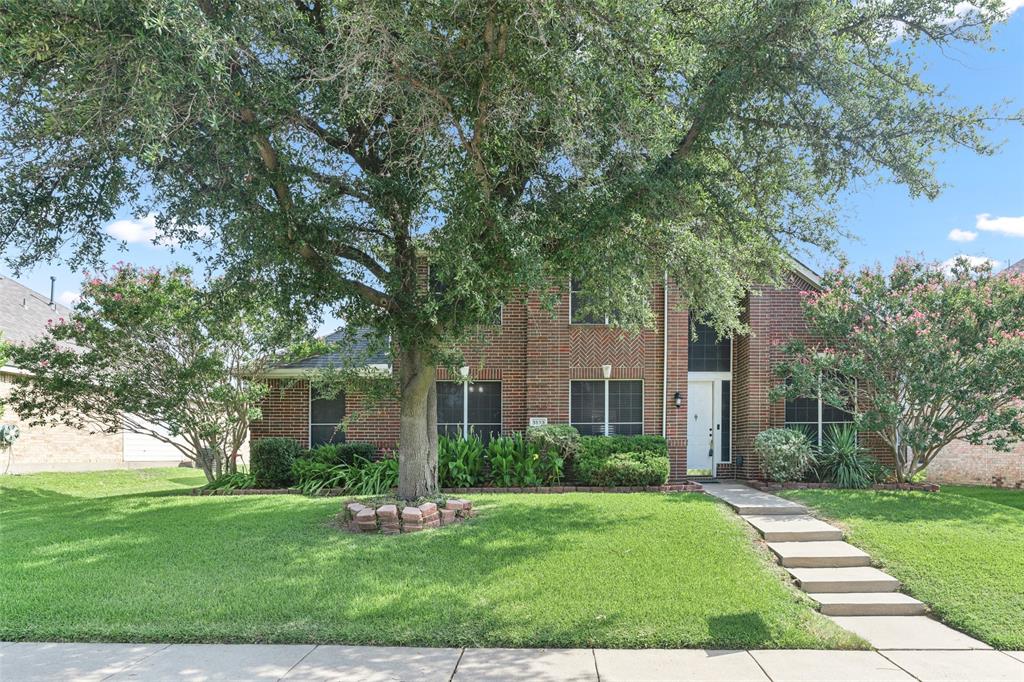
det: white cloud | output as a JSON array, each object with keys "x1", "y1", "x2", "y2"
[
  {"x1": 947, "y1": 228, "x2": 978, "y2": 242},
  {"x1": 104, "y1": 213, "x2": 209, "y2": 247},
  {"x1": 56, "y1": 290, "x2": 80, "y2": 307},
  {"x1": 940, "y1": 254, "x2": 1002, "y2": 273},
  {"x1": 975, "y1": 213, "x2": 1024, "y2": 238}
]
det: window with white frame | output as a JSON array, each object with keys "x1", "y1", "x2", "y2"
[
  {"x1": 784, "y1": 385, "x2": 854, "y2": 447},
  {"x1": 570, "y1": 380, "x2": 643, "y2": 436},
  {"x1": 436, "y1": 381, "x2": 502, "y2": 443},
  {"x1": 310, "y1": 388, "x2": 346, "y2": 446}
]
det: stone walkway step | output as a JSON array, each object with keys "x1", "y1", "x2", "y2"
[
  {"x1": 788, "y1": 566, "x2": 901, "y2": 593},
  {"x1": 830, "y1": 616, "x2": 993, "y2": 650},
  {"x1": 809, "y1": 592, "x2": 927, "y2": 616},
  {"x1": 703, "y1": 483, "x2": 808, "y2": 515},
  {"x1": 743, "y1": 514, "x2": 845, "y2": 542},
  {"x1": 768, "y1": 540, "x2": 871, "y2": 568}
]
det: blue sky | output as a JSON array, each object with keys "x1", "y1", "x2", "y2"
[{"x1": 3, "y1": 8, "x2": 1022, "y2": 331}]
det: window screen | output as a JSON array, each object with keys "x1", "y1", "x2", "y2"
[
  {"x1": 570, "y1": 380, "x2": 606, "y2": 435},
  {"x1": 436, "y1": 381, "x2": 502, "y2": 443},
  {"x1": 570, "y1": 279, "x2": 605, "y2": 324},
  {"x1": 608, "y1": 381, "x2": 643, "y2": 435},
  {"x1": 310, "y1": 389, "x2": 345, "y2": 446},
  {"x1": 571, "y1": 380, "x2": 643, "y2": 436}
]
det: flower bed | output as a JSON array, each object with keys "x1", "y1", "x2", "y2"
[
  {"x1": 342, "y1": 499, "x2": 476, "y2": 534},
  {"x1": 744, "y1": 479, "x2": 940, "y2": 493},
  {"x1": 192, "y1": 482, "x2": 703, "y2": 496}
]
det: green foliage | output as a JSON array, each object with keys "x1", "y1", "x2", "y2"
[
  {"x1": 0, "y1": 1, "x2": 1006, "y2": 497},
  {"x1": 299, "y1": 443, "x2": 376, "y2": 467},
  {"x1": 438, "y1": 435, "x2": 486, "y2": 488},
  {"x1": 815, "y1": 425, "x2": 888, "y2": 489},
  {"x1": 345, "y1": 457, "x2": 399, "y2": 496},
  {"x1": 774, "y1": 258, "x2": 1024, "y2": 481},
  {"x1": 486, "y1": 434, "x2": 537, "y2": 487},
  {"x1": 2, "y1": 265, "x2": 312, "y2": 482},
  {"x1": 250, "y1": 438, "x2": 299, "y2": 488},
  {"x1": 575, "y1": 435, "x2": 670, "y2": 485},
  {"x1": 579, "y1": 451, "x2": 670, "y2": 487},
  {"x1": 755, "y1": 429, "x2": 815, "y2": 482},
  {"x1": 526, "y1": 424, "x2": 581, "y2": 463},
  {"x1": 201, "y1": 471, "x2": 257, "y2": 491}
]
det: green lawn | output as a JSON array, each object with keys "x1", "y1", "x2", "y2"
[
  {"x1": 0, "y1": 468, "x2": 860, "y2": 649},
  {"x1": 781, "y1": 485, "x2": 1024, "y2": 650}
]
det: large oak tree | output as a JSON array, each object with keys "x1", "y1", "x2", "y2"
[{"x1": 0, "y1": 1, "x2": 1010, "y2": 497}]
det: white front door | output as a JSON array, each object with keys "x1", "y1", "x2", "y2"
[{"x1": 687, "y1": 381, "x2": 715, "y2": 472}]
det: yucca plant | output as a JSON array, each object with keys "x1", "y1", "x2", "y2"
[{"x1": 816, "y1": 424, "x2": 886, "y2": 488}]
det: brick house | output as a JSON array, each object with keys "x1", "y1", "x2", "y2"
[{"x1": 252, "y1": 260, "x2": 891, "y2": 482}]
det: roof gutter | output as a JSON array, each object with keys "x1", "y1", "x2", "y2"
[{"x1": 662, "y1": 270, "x2": 668, "y2": 438}]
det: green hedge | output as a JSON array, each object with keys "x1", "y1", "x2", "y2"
[
  {"x1": 578, "y1": 451, "x2": 669, "y2": 486},
  {"x1": 250, "y1": 437, "x2": 300, "y2": 488},
  {"x1": 575, "y1": 435, "x2": 670, "y2": 486},
  {"x1": 298, "y1": 442, "x2": 376, "y2": 467}
]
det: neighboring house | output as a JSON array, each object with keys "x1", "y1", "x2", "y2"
[
  {"x1": 928, "y1": 257, "x2": 1024, "y2": 487},
  {"x1": 0, "y1": 276, "x2": 188, "y2": 473},
  {"x1": 251, "y1": 262, "x2": 892, "y2": 481}
]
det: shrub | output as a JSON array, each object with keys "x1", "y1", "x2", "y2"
[
  {"x1": 487, "y1": 434, "x2": 542, "y2": 487},
  {"x1": 346, "y1": 456, "x2": 398, "y2": 495},
  {"x1": 250, "y1": 437, "x2": 300, "y2": 488},
  {"x1": 438, "y1": 435, "x2": 486, "y2": 487},
  {"x1": 201, "y1": 471, "x2": 257, "y2": 491},
  {"x1": 299, "y1": 442, "x2": 375, "y2": 467},
  {"x1": 816, "y1": 424, "x2": 889, "y2": 488},
  {"x1": 293, "y1": 458, "x2": 351, "y2": 495},
  {"x1": 755, "y1": 429, "x2": 815, "y2": 482},
  {"x1": 580, "y1": 451, "x2": 669, "y2": 486},
  {"x1": 526, "y1": 424, "x2": 581, "y2": 462},
  {"x1": 575, "y1": 435, "x2": 669, "y2": 484}
]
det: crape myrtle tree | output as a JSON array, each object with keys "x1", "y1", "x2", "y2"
[
  {"x1": 5, "y1": 265, "x2": 314, "y2": 482},
  {"x1": 773, "y1": 258, "x2": 1024, "y2": 482},
  {"x1": 0, "y1": 1, "x2": 1011, "y2": 498}
]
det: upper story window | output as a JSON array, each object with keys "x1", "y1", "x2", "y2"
[
  {"x1": 570, "y1": 380, "x2": 643, "y2": 436},
  {"x1": 436, "y1": 380, "x2": 502, "y2": 444},
  {"x1": 570, "y1": 278, "x2": 610, "y2": 324},
  {"x1": 310, "y1": 388, "x2": 346, "y2": 446},
  {"x1": 688, "y1": 320, "x2": 731, "y2": 372}
]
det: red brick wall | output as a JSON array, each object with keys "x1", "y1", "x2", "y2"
[
  {"x1": 929, "y1": 439, "x2": 1024, "y2": 487},
  {"x1": 250, "y1": 272, "x2": 891, "y2": 481}
]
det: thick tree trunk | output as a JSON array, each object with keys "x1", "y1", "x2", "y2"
[{"x1": 397, "y1": 346, "x2": 439, "y2": 500}]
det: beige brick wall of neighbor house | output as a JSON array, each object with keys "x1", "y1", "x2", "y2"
[
  {"x1": 928, "y1": 438, "x2": 1024, "y2": 488},
  {"x1": 1, "y1": 371, "x2": 125, "y2": 474}
]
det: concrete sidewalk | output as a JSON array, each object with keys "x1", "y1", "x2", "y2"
[{"x1": 3, "y1": 642, "x2": 1024, "y2": 681}]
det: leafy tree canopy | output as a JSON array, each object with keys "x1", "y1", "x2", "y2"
[
  {"x1": 0, "y1": 0, "x2": 1013, "y2": 496},
  {"x1": 5, "y1": 264, "x2": 314, "y2": 481},
  {"x1": 773, "y1": 258, "x2": 1024, "y2": 482}
]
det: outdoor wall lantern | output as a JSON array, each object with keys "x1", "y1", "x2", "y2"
[
  {"x1": 673, "y1": 391, "x2": 683, "y2": 409},
  {"x1": 459, "y1": 365, "x2": 470, "y2": 379},
  {"x1": 602, "y1": 364, "x2": 613, "y2": 379}
]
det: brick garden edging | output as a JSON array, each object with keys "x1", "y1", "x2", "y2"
[
  {"x1": 192, "y1": 482, "x2": 704, "y2": 496},
  {"x1": 344, "y1": 499, "x2": 476, "y2": 534},
  {"x1": 744, "y1": 479, "x2": 940, "y2": 493}
]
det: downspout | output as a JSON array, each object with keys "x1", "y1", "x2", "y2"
[{"x1": 662, "y1": 270, "x2": 669, "y2": 437}]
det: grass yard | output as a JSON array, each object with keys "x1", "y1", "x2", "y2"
[
  {"x1": 0, "y1": 468, "x2": 861, "y2": 649},
  {"x1": 781, "y1": 485, "x2": 1024, "y2": 650}
]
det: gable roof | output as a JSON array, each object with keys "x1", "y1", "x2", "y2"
[
  {"x1": 268, "y1": 327, "x2": 391, "y2": 376},
  {"x1": 0, "y1": 276, "x2": 71, "y2": 347},
  {"x1": 1004, "y1": 258, "x2": 1024, "y2": 277}
]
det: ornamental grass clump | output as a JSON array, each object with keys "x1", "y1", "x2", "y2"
[
  {"x1": 755, "y1": 429, "x2": 815, "y2": 482},
  {"x1": 816, "y1": 424, "x2": 889, "y2": 488}
]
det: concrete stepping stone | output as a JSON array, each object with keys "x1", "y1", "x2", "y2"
[
  {"x1": 704, "y1": 483, "x2": 807, "y2": 515},
  {"x1": 788, "y1": 566, "x2": 900, "y2": 593},
  {"x1": 768, "y1": 540, "x2": 871, "y2": 568},
  {"x1": 829, "y1": 616, "x2": 992, "y2": 650},
  {"x1": 743, "y1": 514, "x2": 844, "y2": 542},
  {"x1": 809, "y1": 592, "x2": 927, "y2": 616},
  {"x1": 881, "y1": 650, "x2": 1024, "y2": 681}
]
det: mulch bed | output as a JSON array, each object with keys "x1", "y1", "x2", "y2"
[{"x1": 744, "y1": 479, "x2": 940, "y2": 493}]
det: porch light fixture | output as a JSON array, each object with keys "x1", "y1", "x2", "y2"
[
  {"x1": 673, "y1": 391, "x2": 683, "y2": 409},
  {"x1": 459, "y1": 365, "x2": 470, "y2": 379},
  {"x1": 602, "y1": 364, "x2": 612, "y2": 379}
]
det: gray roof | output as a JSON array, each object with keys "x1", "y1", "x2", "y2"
[
  {"x1": 1004, "y1": 258, "x2": 1024, "y2": 277},
  {"x1": 279, "y1": 327, "x2": 391, "y2": 370},
  {"x1": 0, "y1": 276, "x2": 72, "y2": 347}
]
